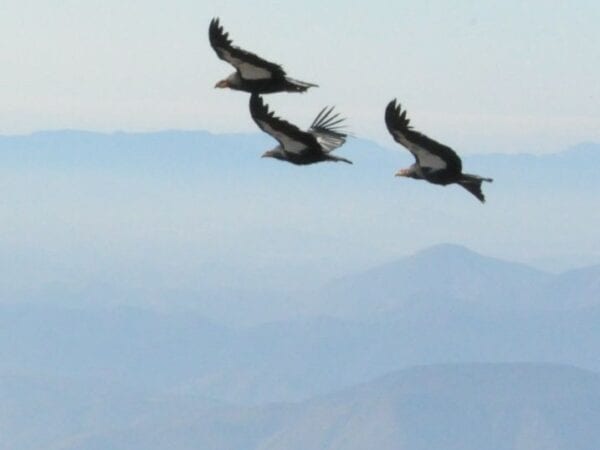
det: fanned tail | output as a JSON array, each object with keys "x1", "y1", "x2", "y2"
[{"x1": 458, "y1": 174, "x2": 493, "y2": 203}]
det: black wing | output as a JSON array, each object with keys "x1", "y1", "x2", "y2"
[
  {"x1": 308, "y1": 106, "x2": 348, "y2": 153},
  {"x1": 209, "y1": 18, "x2": 286, "y2": 82},
  {"x1": 385, "y1": 99, "x2": 462, "y2": 174},
  {"x1": 249, "y1": 94, "x2": 319, "y2": 154}
]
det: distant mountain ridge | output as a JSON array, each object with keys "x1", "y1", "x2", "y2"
[
  {"x1": 300, "y1": 243, "x2": 600, "y2": 322},
  {"x1": 0, "y1": 130, "x2": 598, "y2": 298},
  {"x1": 0, "y1": 129, "x2": 599, "y2": 409},
  {"x1": 2, "y1": 243, "x2": 600, "y2": 405},
  {"x1": 311, "y1": 243, "x2": 552, "y2": 320},
  {"x1": 259, "y1": 363, "x2": 600, "y2": 450},
  {"x1": 1, "y1": 130, "x2": 598, "y2": 181},
  {"x1": 13, "y1": 363, "x2": 599, "y2": 450}
]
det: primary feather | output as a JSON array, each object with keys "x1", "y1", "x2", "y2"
[
  {"x1": 385, "y1": 99, "x2": 493, "y2": 202},
  {"x1": 250, "y1": 94, "x2": 351, "y2": 165},
  {"x1": 209, "y1": 18, "x2": 317, "y2": 94}
]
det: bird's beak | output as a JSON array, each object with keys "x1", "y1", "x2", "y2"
[
  {"x1": 215, "y1": 79, "x2": 229, "y2": 89},
  {"x1": 261, "y1": 152, "x2": 269, "y2": 158},
  {"x1": 395, "y1": 169, "x2": 408, "y2": 177}
]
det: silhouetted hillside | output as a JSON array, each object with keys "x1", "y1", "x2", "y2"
[
  {"x1": 541, "y1": 264, "x2": 600, "y2": 309},
  {"x1": 312, "y1": 243, "x2": 551, "y2": 320},
  {"x1": 0, "y1": 131, "x2": 598, "y2": 307},
  {"x1": 36, "y1": 363, "x2": 600, "y2": 450},
  {"x1": 2, "y1": 244, "x2": 600, "y2": 404}
]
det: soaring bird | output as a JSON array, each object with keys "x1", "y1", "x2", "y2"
[
  {"x1": 250, "y1": 94, "x2": 351, "y2": 165},
  {"x1": 385, "y1": 100, "x2": 493, "y2": 202},
  {"x1": 209, "y1": 18, "x2": 317, "y2": 94}
]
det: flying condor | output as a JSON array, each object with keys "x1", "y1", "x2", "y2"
[
  {"x1": 209, "y1": 18, "x2": 317, "y2": 94},
  {"x1": 250, "y1": 94, "x2": 352, "y2": 165},
  {"x1": 385, "y1": 100, "x2": 493, "y2": 202}
]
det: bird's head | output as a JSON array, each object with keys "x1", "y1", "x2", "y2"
[
  {"x1": 395, "y1": 167, "x2": 420, "y2": 179},
  {"x1": 261, "y1": 150, "x2": 277, "y2": 159},
  {"x1": 214, "y1": 79, "x2": 230, "y2": 89},
  {"x1": 261, "y1": 149, "x2": 286, "y2": 161},
  {"x1": 215, "y1": 73, "x2": 240, "y2": 89}
]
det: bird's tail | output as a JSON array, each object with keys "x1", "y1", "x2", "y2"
[
  {"x1": 285, "y1": 77, "x2": 318, "y2": 92},
  {"x1": 457, "y1": 174, "x2": 493, "y2": 203},
  {"x1": 327, "y1": 154, "x2": 353, "y2": 164}
]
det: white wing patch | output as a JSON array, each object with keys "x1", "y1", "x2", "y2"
[
  {"x1": 221, "y1": 49, "x2": 272, "y2": 80},
  {"x1": 392, "y1": 131, "x2": 447, "y2": 171},
  {"x1": 313, "y1": 133, "x2": 345, "y2": 153},
  {"x1": 257, "y1": 120, "x2": 307, "y2": 154}
]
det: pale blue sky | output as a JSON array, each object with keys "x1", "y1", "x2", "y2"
[{"x1": 1, "y1": 1, "x2": 599, "y2": 152}]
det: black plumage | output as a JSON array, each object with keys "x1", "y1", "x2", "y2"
[
  {"x1": 209, "y1": 18, "x2": 317, "y2": 94},
  {"x1": 250, "y1": 94, "x2": 351, "y2": 165},
  {"x1": 385, "y1": 99, "x2": 493, "y2": 202}
]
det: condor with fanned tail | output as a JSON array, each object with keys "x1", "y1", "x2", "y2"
[
  {"x1": 209, "y1": 18, "x2": 317, "y2": 94},
  {"x1": 385, "y1": 99, "x2": 493, "y2": 202},
  {"x1": 250, "y1": 94, "x2": 352, "y2": 165}
]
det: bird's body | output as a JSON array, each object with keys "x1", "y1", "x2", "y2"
[
  {"x1": 250, "y1": 94, "x2": 351, "y2": 165},
  {"x1": 209, "y1": 18, "x2": 317, "y2": 94},
  {"x1": 385, "y1": 100, "x2": 492, "y2": 202}
]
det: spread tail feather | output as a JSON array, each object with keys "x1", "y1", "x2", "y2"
[{"x1": 457, "y1": 174, "x2": 493, "y2": 203}]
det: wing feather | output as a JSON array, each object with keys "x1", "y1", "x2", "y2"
[
  {"x1": 385, "y1": 100, "x2": 462, "y2": 173},
  {"x1": 249, "y1": 94, "x2": 318, "y2": 155},
  {"x1": 308, "y1": 106, "x2": 348, "y2": 153},
  {"x1": 209, "y1": 18, "x2": 286, "y2": 81}
]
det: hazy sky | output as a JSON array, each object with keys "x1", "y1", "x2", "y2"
[{"x1": 1, "y1": 1, "x2": 599, "y2": 153}]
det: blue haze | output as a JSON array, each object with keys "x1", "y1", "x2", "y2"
[
  {"x1": 0, "y1": 131, "x2": 599, "y2": 448},
  {"x1": 0, "y1": 131, "x2": 598, "y2": 315}
]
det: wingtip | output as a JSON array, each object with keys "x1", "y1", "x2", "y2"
[
  {"x1": 385, "y1": 98, "x2": 400, "y2": 117},
  {"x1": 249, "y1": 93, "x2": 269, "y2": 117},
  {"x1": 209, "y1": 18, "x2": 219, "y2": 41},
  {"x1": 209, "y1": 17, "x2": 231, "y2": 46},
  {"x1": 249, "y1": 92, "x2": 261, "y2": 106},
  {"x1": 385, "y1": 98, "x2": 411, "y2": 132},
  {"x1": 385, "y1": 99, "x2": 400, "y2": 126},
  {"x1": 209, "y1": 17, "x2": 220, "y2": 31}
]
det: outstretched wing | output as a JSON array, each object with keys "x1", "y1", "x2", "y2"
[
  {"x1": 209, "y1": 18, "x2": 286, "y2": 81},
  {"x1": 308, "y1": 106, "x2": 348, "y2": 153},
  {"x1": 385, "y1": 99, "x2": 462, "y2": 174},
  {"x1": 249, "y1": 94, "x2": 318, "y2": 154}
]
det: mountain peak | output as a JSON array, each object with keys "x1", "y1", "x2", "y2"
[{"x1": 317, "y1": 243, "x2": 551, "y2": 320}]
